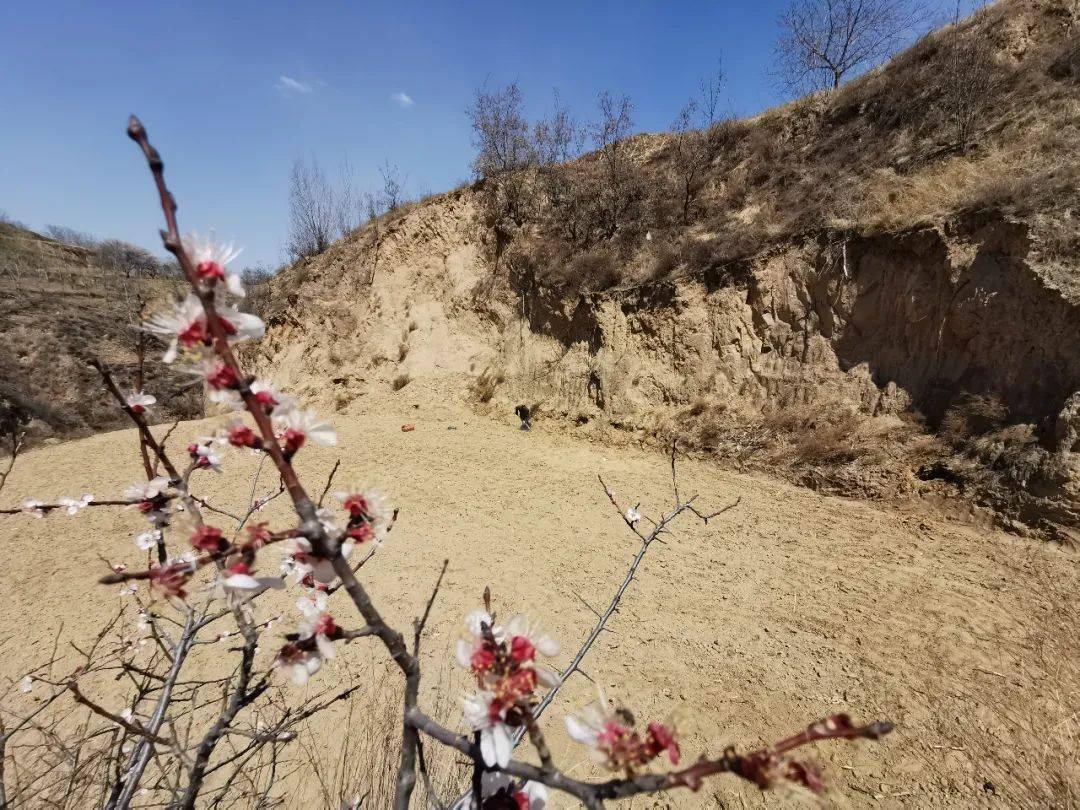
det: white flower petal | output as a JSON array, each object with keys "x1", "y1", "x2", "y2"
[
  {"x1": 223, "y1": 573, "x2": 261, "y2": 590},
  {"x1": 565, "y1": 714, "x2": 598, "y2": 745},
  {"x1": 537, "y1": 635, "x2": 559, "y2": 657},
  {"x1": 455, "y1": 639, "x2": 473, "y2": 668},
  {"x1": 479, "y1": 727, "x2": 498, "y2": 768},
  {"x1": 490, "y1": 723, "x2": 513, "y2": 767},
  {"x1": 225, "y1": 272, "x2": 246, "y2": 298}
]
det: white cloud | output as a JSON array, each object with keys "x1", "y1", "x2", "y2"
[
  {"x1": 276, "y1": 76, "x2": 314, "y2": 96},
  {"x1": 391, "y1": 91, "x2": 415, "y2": 108}
]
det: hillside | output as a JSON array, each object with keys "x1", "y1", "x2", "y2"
[
  {"x1": 255, "y1": 0, "x2": 1080, "y2": 539},
  {"x1": 0, "y1": 222, "x2": 200, "y2": 440}
]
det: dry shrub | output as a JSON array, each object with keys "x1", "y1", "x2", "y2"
[
  {"x1": 566, "y1": 248, "x2": 622, "y2": 292},
  {"x1": 644, "y1": 240, "x2": 680, "y2": 281},
  {"x1": 398, "y1": 342, "x2": 409, "y2": 362},
  {"x1": 940, "y1": 392, "x2": 1009, "y2": 443},
  {"x1": 391, "y1": 372, "x2": 411, "y2": 391},
  {"x1": 762, "y1": 404, "x2": 887, "y2": 467},
  {"x1": 470, "y1": 365, "x2": 505, "y2": 403}
]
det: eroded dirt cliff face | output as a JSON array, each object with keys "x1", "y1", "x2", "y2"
[
  {"x1": 257, "y1": 190, "x2": 1079, "y2": 538},
  {"x1": 504, "y1": 213, "x2": 1080, "y2": 433}
]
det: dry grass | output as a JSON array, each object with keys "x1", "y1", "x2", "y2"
[
  {"x1": 659, "y1": 397, "x2": 934, "y2": 501},
  {"x1": 859, "y1": 150, "x2": 1029, "y2": 230},
  {"x1": 293, "y1": 664, "x2": 467, "y2": 808}
]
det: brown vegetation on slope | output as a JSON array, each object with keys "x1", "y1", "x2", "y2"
[{"x1": 0, "y1": 222, "x2": 202, "y2": 442}]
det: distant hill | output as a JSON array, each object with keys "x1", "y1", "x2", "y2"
[{"x1": 0, "y1": 221, "x2": 201, "y2": 441}]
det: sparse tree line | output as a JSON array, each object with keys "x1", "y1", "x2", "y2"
[
  {"x1": 462, "y1": 0, "x2": 1003, "y2": 296},
  {"x1": 286, "y1": 154, "x2": 407, "y2": 262},
  {"x1": 467, "y1": 71, "x2": 729, "y2": 265}
]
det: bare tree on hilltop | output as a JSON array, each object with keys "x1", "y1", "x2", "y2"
[
  {"x1": 379, "y1": 158, "x2": 407, "y2": 212},
  {"x1": 940, "y1": 4, "x2": 999, "y2": 153},
  {"x1": 287, "y1": 155, "x2": 336, "y2": 260},
  {"x1": 774, "y1": 0, "x2": 928, "y2": 92},
  {"x1": 467, "y1": 82, "x2": 535, "y2": 179},
  {"x1": 592, "y1": 91, "x2": 644, "y2": 238}
]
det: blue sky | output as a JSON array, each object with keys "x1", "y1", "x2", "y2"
[{"x1": 0, "y1": 0, "x2": 962, "y2": 268}]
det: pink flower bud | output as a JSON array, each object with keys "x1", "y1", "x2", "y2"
[
  {"x1": 345, "y1": 522, "x2": 374, "y2": 543},
  {"x1": 646, "y1": 722, "x2": 680, "y2": 764},
  {"x1": 341, "y1": 494, "x2": 370, "y2": 518},
  {"x1": 177, "y1": 318, "x2": 210, "y2": 348},
  {"x1": 283, "y1": 427, "x2": 306, "y2": 456},
  {"x1": 471, "y1": 645, "x2": 496, "y2": 674},
  {"x1": 253, "y1": 389, "x2": 278, "y2": 411},
  {"x1": 313, "y1": 614, "x2": 338, "y2": 637},
  {"x1": 246, "y1": 522, "x2": 271, "y2": 548}
]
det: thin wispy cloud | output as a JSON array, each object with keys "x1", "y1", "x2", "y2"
[
  {"x1": 276, "y1": 75, "x2": 314, "y2": 96},
  {"x1": 391, "y1": 91, "x2": 414, "y2": 108}
]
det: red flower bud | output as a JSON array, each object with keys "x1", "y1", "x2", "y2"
[
  {"x1": 510, "y1": 635, "x2": 536, "y2": 664},
  {"x1": 313, "y1": 614, "x2": 338, "y2": 637},
  {"x1": 345, "y1": 522, "x2": 374, "y2": 543},
  {"x1": 283, "y1": 427, "x2": 306, "y2": 455},
  {"x1": 342, "y1": 494, "x2": 369, "y2": 518},
  {"x1": 246, "y1": 522, "x2": 271, "y2": 548},
  {"x1": 253, "y1": 390, "x2": 278, "y2": 411},
  {"x1": 196, "y1": 260, "x2": 225, "y2": 282},
  {"x1": 190, "y1": 524, "x2": 227, "y2": 552},
  {"x1": 227, "y1": 423, "x2": 262, "y2": 449},
  {"x1": 177, "y1": 318, "x2": 210, "y2": 348},
  {"x1": 206, "y1": 362, "x2": 240, "y2": 390}
]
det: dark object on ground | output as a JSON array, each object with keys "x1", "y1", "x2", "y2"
[
  {"x1": 917, "y1": 461, "x2": 964, "y2": 488},
  {"x1": 514, "y1": 404, "x2": 531, "y2": 430}
]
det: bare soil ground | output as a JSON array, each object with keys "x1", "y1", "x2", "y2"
[{"x1": 1, "y1": 379, "x2": 1075, "y2": 807}]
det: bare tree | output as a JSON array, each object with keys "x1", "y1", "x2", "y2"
[
  {"x1": 940, "y1": 6, "x2": 998, "y2": 152},
  {"x1": 668, "y1": 102, "x2": 710, "y2": 225},
  {"x1": 533, "y1": 90, "x2": 583, "y2": 166},
  {"x1": 774, "y1": 0, "x2": 927, "y2": 92},
  {"x1": 0, "y1": 210, "x2": 27, "y2": 229},
  {"x1": 698, "y1": 62, "x2": 726, "y2": 128},
  {"x1": 533, "y1": 91, "x2": 589, "y2": 245},
  {"x1": 97, "y1": 239, "x2": 164, "y2": 276},
  {"x1": 287, "y1": 156, "x2": 336, "y2": 260},
  {"x1": 379, "y1": 159, "x2": 406, "y2": 212},
  {"x1": 467, "y1": 82, "x2": 535, "y2": 179},
  {"x1": 334, "y1": 156, "x2": 365, "y2": 238},
  {"x1": 591, "y1": 92, "x2": 643, "y2": 238}
]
